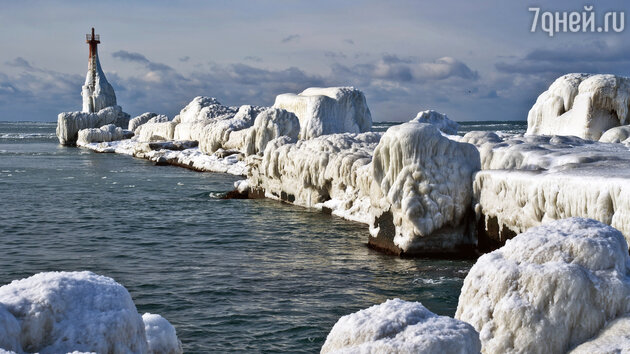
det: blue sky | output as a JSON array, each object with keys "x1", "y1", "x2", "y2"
[{"x1": 1, "y1": 0, "x2": 629, "y2": 122}]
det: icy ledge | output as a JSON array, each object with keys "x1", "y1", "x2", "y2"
[{"x1": 0, "y1": 271, "x2": 182, "y2": 354}]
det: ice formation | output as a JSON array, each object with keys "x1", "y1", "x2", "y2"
[
  {"x1": 273, "y1": 87, "x2": 372, "y2": 139},
  {"x1": 463, "y1": 132, "x2": 630, "y2": 244},
  {"x1": 136, "y1": 120, "x2": 178, "y2": 142},
  {"x1": 369, "y1": 122, "x2": 480, "y2": 254},
  {"x1": 527, "y1": 73, "x2": 630, "y2": 140},
  {"x1": 198, "y1": 105, "x2": 267, "y2": 154},
  {"x1": 244, "y1": 108, "x2": 300, "y2": 155},
  {"x1": 77, "y1": 124, "x2": 133, "y2": 145},
  {"x1": 568, "y1": 316, "x2": 630, "y2": 353},
  {"x1": 599, "y1": 125, "x2": 630, "y2": 144},
  {"x1": 128, "y1": 112, "x2": 158, "y2": 132},
  {"x1": 456, "y1": 218, "x2": 630, "y2": 354},
  {"x1": 0, "y1": 272, "x2": 148, "y2": 353},
  {"x1": 321, "y1": 298, "x2": 480, "y2": 354},
  {"x1": 82, "y1": 51, "x2": 116, "y2": 113},
  {"x1": 57, "y1": 105, "x2": 129, "y2": 145},
  {"x1": 411, "y1": 110, "x2": 459, "y2": 134},
  {"x1": 142, "y1": 313, "x2": 183, "y2": 354}
]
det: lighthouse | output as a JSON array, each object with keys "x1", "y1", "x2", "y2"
[{"x1": 82, "y1": 28, "x2": 117, "y2": 113}]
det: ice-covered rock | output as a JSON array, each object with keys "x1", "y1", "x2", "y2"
[
  {"x1": 569, "y1": 316, "x2": 630, "y2": 353},
  {"x1": 82, "y1": 51, "x2": 117, "y2": 113},
  {"x1": 599, "y1": 125, "x2": 630, "y2": 144},
  {"x1": 411, "y1": 110, "x2": 459, "y2": 135},
  {"x1": 0, "y1": 304, "x2": 21, "y2": 353},
  {"x1": 56, "y1": 105, "x2": 129, "y2": 145},
  {"x1": 273, "y1": 87, "x2": 372, "y2": 139},
  {"x1": 142, "y1": 313, "x2": 183, "y2": 354},
  {"x1": 177, "y1": 96, "x2": 235, "y2": 124},
  {"x1": 456, "y1": 218, "x2": 630, "y2": 354},
  {"x1": 77, "y1": 124, "x2": 133, "y2": 145},
  {"x1": 369, "y1": 122, "x2": 480, "y2": 254},
  {"x1": 136, "y1": 120, "x2": 178, "y2": 142},
  {"x1": 527, "y1": 73, "x2": 630, "y2": 140},
  {"x1": 198, "y1": 105, "x2": 267, "y2": 154},
  {"x1": 0, "y1": 271, "x2": 148, "y2": 353},
  {"x1": 128, "y1": 112, "x2": 158, "y2": 132},
  {"x1": 321, "y1": 298, "x2": 480, "y2": 354},
  {"x1": 244, "y1": 108, "x2": 300, "y2": 155}
]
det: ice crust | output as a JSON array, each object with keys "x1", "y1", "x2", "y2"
[
  {"x1": 142, "y1": 313, "x2": 183, "y2": 354},
  {"x1": 411, "y1": 110, "x2": 459, "y2": 134},
  {"x1": 77, "y1": 124, "x2": 133, "y2": 145},
  {"x1": 128, "y1": 112, "x2": 158, "y2": 132},
  {"x1": 321, "y1": 298, "x2": 481, "y2": 354},
  {"x1": 81, "y1": 52, "x2": 117, "y2": 113},
  {"x1": 56, "y1": 106, "x2": 129, "y2": 145},
  {"x1": 600, "y1": 125, "x2": 630, "y2": 144},
  {"x1": 0, "y1": 271, "x2": 181, "y2": 354},
  {"x1": 244, "y1": 108, "x2": 300, "y2": 155},
  {"x1": 569, "y1": 316, "x2": 630, "y2": 353},
  {"x1": 527, "y1": 73, "x2": 630, "y2": 140},
  {"x1": 370, "y1": 122, "x2": 480, "y2": 252},
  {"x1": 273, "y1": 87, "x2": 372, "y2": 139},
  {"x1": 456, "y1": 218, "x2": 630, "y2": 354},
  {"x1": 198, "y1": 105, "x2": 267, "y2": 154}
]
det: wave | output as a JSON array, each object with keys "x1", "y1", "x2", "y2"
[{"x1": 0, "y1": 133, "x2": 56, "y2": 139}]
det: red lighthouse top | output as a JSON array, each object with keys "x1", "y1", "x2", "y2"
[{"x1": 86, "y1": 28, "x2": 100, "y2": 59}]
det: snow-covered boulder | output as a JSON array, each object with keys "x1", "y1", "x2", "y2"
[
  {"x1": 321, "y1": 298, "x2": 480, "y2": 354},
  {"x1": 456, "y1": 218, "x2": 630, "y2": 354},
  {"x1": 569, "y1": 316, "x2": 630, "y2": 353},
  {"x1": 128, "y1": 112, "x2": 158, "y2": 132},
  {"x1": 178, "y1": 96, "x2": 235, "y2": 124},
  {"x1": 82, "y1": 51, "x2": 117, "y2": 113},
  {"x1": 57, "y1": 105, "x2": 129, "y2": 145},
  {"x1": 0, "y1": 271, "x2": 148, "y2": 353},
  {"x1": 411, "y1": 110, "x2": 459, "y2": 135},
  {"x1": 142, "y1": 313, "x2": 183, "y2": 354},
  {"x1": 136, "y1": 120, "x2": 178, "y2": 142},
  {"x1": 244, "y1": 108, "x2": 300, "y2": 155},
  {"x1": 369, "y1": 122, "x2": 480, "y2": 254},
  {"x1": 198, "y1": 105, "x2": 267, "y2": 154},
  {"x1": 599, "y1": 125, "x2": 630, "y2": 144},
  {"x1": 273, "y1": 87, "x2": 372, "y2": 139},
  {"x1": 527, "y1": 73, "x2": 630, "y2": 140},
  {"x1": 77, "y1": 124, "x2": 133, "y2": 145}
]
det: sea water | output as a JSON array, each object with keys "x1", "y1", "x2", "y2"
[{"x1": 0, "y1": 121, "x2": 525, "y2": 353}]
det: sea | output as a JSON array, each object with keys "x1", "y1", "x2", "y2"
[{"x1": 0, "y1": 120, "x2": 526, "y2": 353}]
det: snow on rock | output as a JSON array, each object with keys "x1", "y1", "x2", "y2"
[
  {"x1": 198, "y1": 105, "x2": 267, "y2": 154},
  {"x1": 599, "y1": 125, "x2": 630, "y2": 144},
  {"x1": 177, "y1": 96, "x2": 235, "y2": 123},
  {"x1": 142, "y1": 313, "x2": 183, "y2": 354},
  {"x1": 77, "y1": 124, "x2": 133, "y2": 146},
  {"x1": 527, "y1": 73, "x2": 630, "y2": 140},
  {"x1": 273, "y1": 87, "x2": 372, "y2": 139},
  {"x1": 569, "y1": 316, "x2": 630, "y2": 353},
  {"x1": 369, "y1": 122, "x2": 480, "y2": 254},
  {"x1": 128, "y1": 112, "x2": 158, "y2": 132},
  {"x1": 411, "y1": 110, "x2": 459, "y2": 135},
  {"x1": 0, "y1": 271, "x2": 149, "y2": 353},
  {"x1": 321, "y1": 298, "x2": 480, "y2": 354},
  {"x1": 244, "y1": 108, "x2": 300, "y2": 155},
  {"x1": 82, "y1": 52, "x2": 117, "y2": 113},
  {"x1": 57, "y1": 105, "x2": 129, "y2": 146},
  {"x1": 456, "y1": 218, "x2": 630, "y2": 354},
  {"x1": 136, "y1": 120, "x2": 178, "y2": 142},
  {"x1": 248, "y1": 132, "x2": 381, "y2": 223}
]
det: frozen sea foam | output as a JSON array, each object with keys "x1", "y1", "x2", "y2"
[
  {"x1": 456, "y1": 218, "x2": 630, "y2": 354},
  {"x1": 0, "y1": 271, "x2": 181, "y2": 354},
  {"x1": 321, "y1": 298, "x2": 480, "y2": 354}
]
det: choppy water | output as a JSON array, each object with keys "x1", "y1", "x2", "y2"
[
  {"x1": 372, "y1": 120, "x2": 528, "y2": 135},
  {"x1": 0, "y1": 121, "x2": 521, "y2": 353}
]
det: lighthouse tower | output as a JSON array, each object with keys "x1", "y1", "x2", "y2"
[{"x1": 82, "y1": 28, "x2": 117, "y2": 113}]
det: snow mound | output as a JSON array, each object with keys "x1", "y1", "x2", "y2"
[
  {"x1": 599, "y1": 125, "x2": 630, "y2": 144},
  {"x1": 82, "y1": 52, "x2": 116, "y2": 113},
  {"x1": 321, "y1": 298, "x2": 480, "y2": 354},
  {"x1": 456, "y1": 218, "x2": 630, "y2": 354},
  {"x1": 527, "y1": 73, "x2": 630, "y2": 140},
  {"x1": 128, "y1": 112, "x2": 158, "y2": 132},
  {"x1": 370, "y1": 122, "x2": 480, "y2": 254},
  {"x1": 245, "y1": 108, "x2": 300, "y2": 155},
  {"x1": 57, "y1": 105, "x2": 129, "y2": 145},
  {"x1": 411, "y1": 110, "x2": 459, "y2": 135},
  {"x1": 0, "y1": 271, "x2": 148, "y2": 353},
  {"x1": 136, "y1": 120, "x2": 178, "y2": 142},
  {"x1": 273, "y1": 87, "x2": 372, "y2": 139},
  {"x1": 198, "y1": 105, "x2": 267, "y2": 154},
  {"x1": 77, "y1": 124, "x2": 133, "y2": 145},
  {"x1": 177, "y1": 96, "x2": 236, "y2": 124},
  {"x1": 142, "y1": 313, "x2": 183, "y2": 354},
  {"x1": 569, "y1": 316, "x2": 630, "y2": 353}
]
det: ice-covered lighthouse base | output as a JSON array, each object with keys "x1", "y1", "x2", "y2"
[{"x1": 0, "y1": 271, "x2": 182, "y2": 354}]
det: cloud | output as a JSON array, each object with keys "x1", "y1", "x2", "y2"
[
  {"x1": 281, "y1": 34, "x2": 300, "y2": 43},
  {"x1": 324, "y1": 51, "x2": 347, "y2": 59},
  {"x1": 178, "y1": 56, "x2": 190, "y2": 62},
  {"x1": 5, "y1": 57, "x2": 33, "y2": 70},
  {"x1": 112, "y1": 50, "x2": 150, "y2": 64},
  {"x1": 344, "y1": 39, "x2": 355, "y2": 45},
  {"x1": 244, "y1": 56, "x2": 263, "y2": 62}
]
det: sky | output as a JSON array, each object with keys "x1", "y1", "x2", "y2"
[{"x1": 0, "y1": 0, "x2": 629, "y2": 122}]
